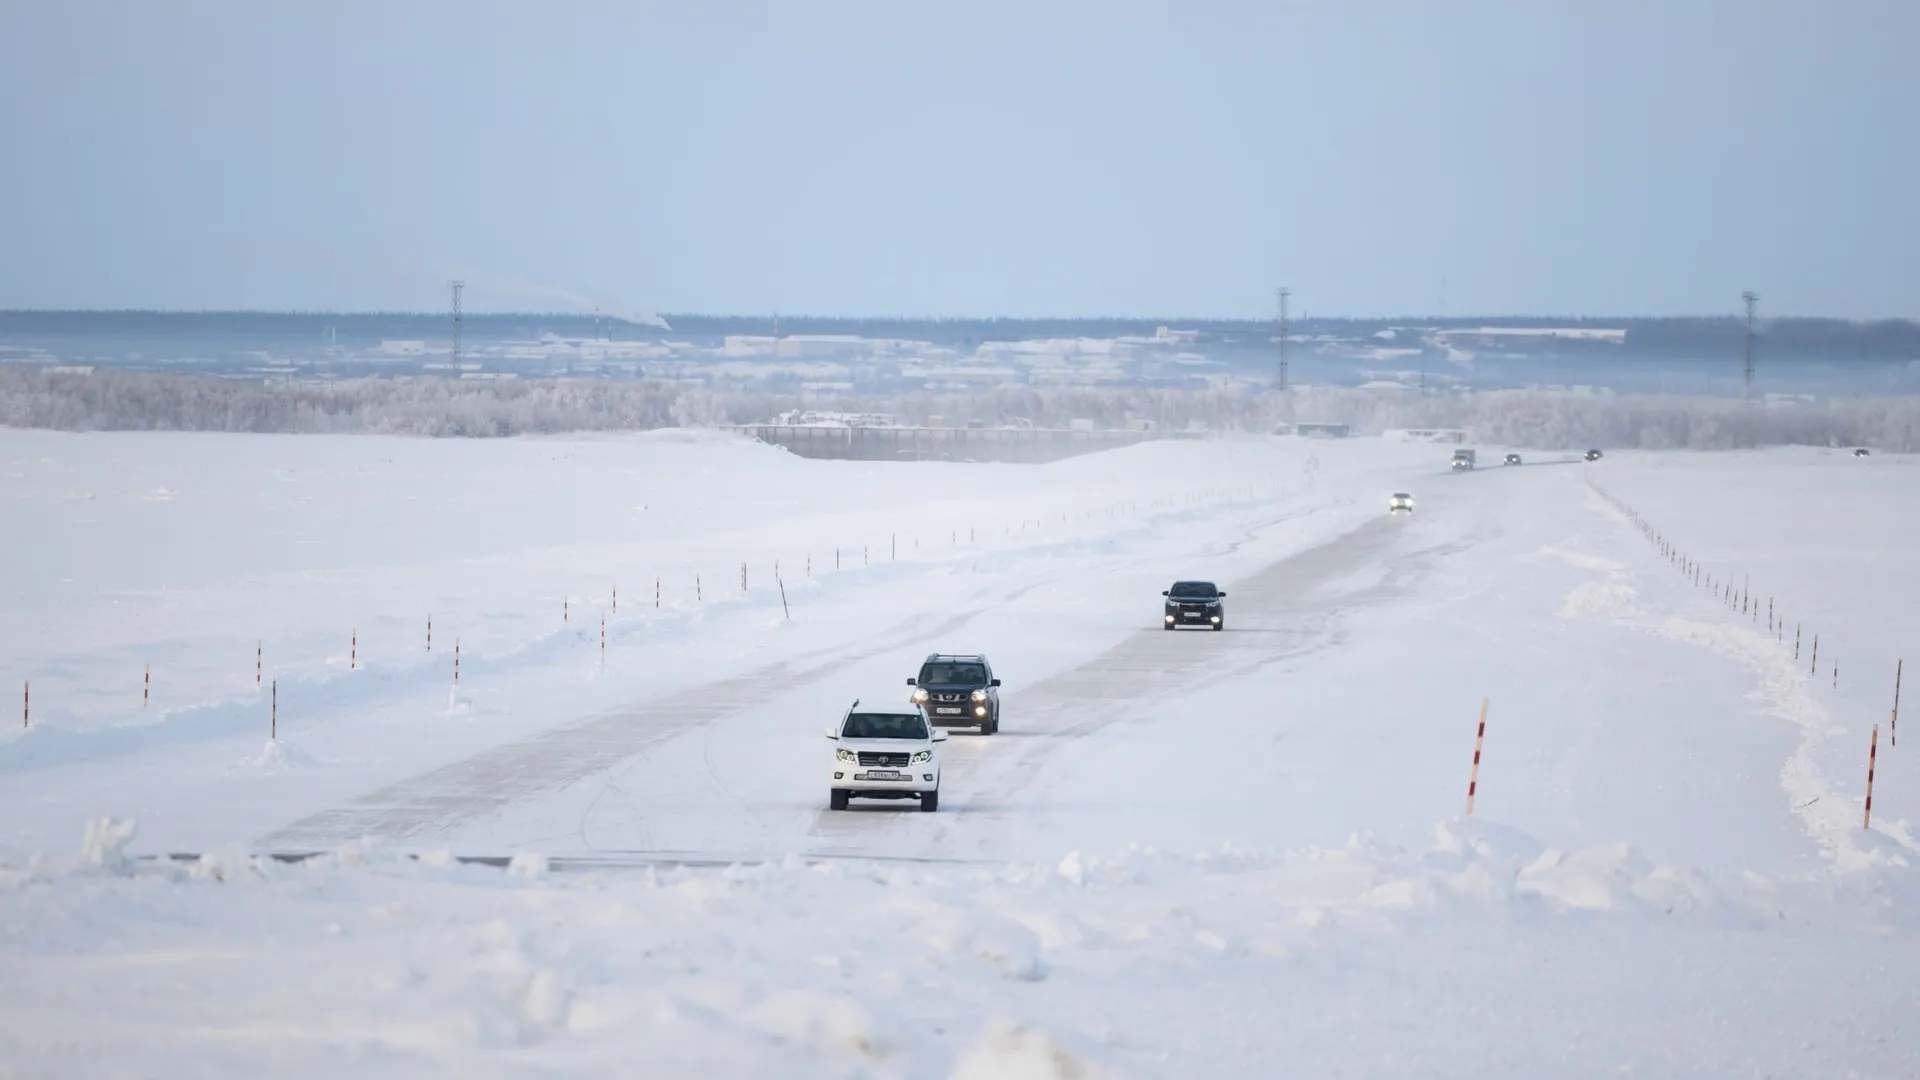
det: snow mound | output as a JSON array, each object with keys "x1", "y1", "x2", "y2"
[
  {"x1": 1558, "y1": 579, "x2": 1639, "y2": 619},
  {"x1": 230, "y1": 739, "x2": 321, "y2": 774},
  {"x1": 949, "y1": 1018, "x2": 1112, "y2": 1080}
]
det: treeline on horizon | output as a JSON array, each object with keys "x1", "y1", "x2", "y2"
[
  {"x1": 3, "y1": 307, "x2": 1920, "y2": 357},
  {"x1": 2, "y1": 367, "x2": 1915, "y2": 451}
]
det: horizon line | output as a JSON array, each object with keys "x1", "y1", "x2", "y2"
[{"x1": 3, "y1": 307, "x2": 1916, "y2": 326}]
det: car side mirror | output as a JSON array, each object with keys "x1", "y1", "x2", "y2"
[
  {"x1": 931, "y1": 729, "x2": 949, "y2": 742},
  {"x1": 1161, "y1": 590, "x2": 1169, "y2": 596},
  {"x1": 989, "y1": 678, "x2": 1001, "y2": 687},
  {"x1": 824, "y1": 729, "x2": 839, "y2": 740},
  {"x1": 1217, "y1": 592, "x2": 1227, "y2": 597},
  {"x1": 905, "y1": 677, "x2": 916, "y2": 686}
]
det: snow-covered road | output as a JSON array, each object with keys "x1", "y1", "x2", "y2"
[{"x1": 2, "y1": 432, "x2": 1916, "y2": 1077}]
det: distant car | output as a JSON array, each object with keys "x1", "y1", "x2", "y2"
[
  {"x1": 827, "y1": 699, "x2": 947, "y2": 811},
  {"x1": 1853, "y1": 448, "x2": 1871, "y2": 457},
  {"x1": 1163, "y1": 580, "x2": 1226, "y2": 630},
  {"x1": 1504, "y1": 453, "x2": 1522, "y2": 466},
  {"x1": 1584, "y1": 449, "x2": 1604, "y2": 461},
  {"x1": 1388, "y1": 492, "x2": 1415, "y2": 514},
  {"x1": 908, "y1": 653, "x2": 1001, "y2": 734},
  {"x1": 1450, "y1": 449, "x2": 1476, "y2": 471}
]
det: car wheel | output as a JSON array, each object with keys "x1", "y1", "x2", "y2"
[
  {"x1": 1162, "y1": 622, "x2": 1174, "y2": 631},
  {"x1": 920, "y1": 788, "x2": 939, "y2": 812},
  {"x1": 1213, "y1": 622, "x2": 1225, "y2": 631},
  {"x1": 984, "y1": 710, "x2": 998, "y2": 735},
  {"x1": 829, "y1": 789, "x2": 849, "y2": 811}
]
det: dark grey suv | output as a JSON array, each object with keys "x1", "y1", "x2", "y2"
[
  {"x1": 909, "y1": 653, "x2": 1001, "y2": 734},
  {"x1": 1163, "y1": 581, "x2": 1226, "y2": 630}
]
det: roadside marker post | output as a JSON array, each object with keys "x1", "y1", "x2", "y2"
[
  {"x1": 144, "y1": 665, "x2": 150, "y2": 706},
  {"x1": 1894, "y1": 660, "x2": 1903, "y2": 747},
  {"x1": 1865, "y1": 725, "x2": 1879, "y2": 829},
  {"x1": 454, "y1": 639, "x2": 461, "y2": 685},
  {"x1": 270, "y1": 679, "x2": 277, "y2": 741},
  {"x1": 256, "y1": 640, "x2": 262, "y2": 685},
  {"x1": 351, "y1": 631, "x2": 357, "y2": 670},
  {"x1": 22, "y1": 681, "x2": 27, "y2": 729},
  {"x1": 1464, "y1": 698, "x2": 1490, "y2": 816}
]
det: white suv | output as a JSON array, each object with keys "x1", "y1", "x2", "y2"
[{"x1": 827, "y1": 699, "x2": 948, "y2": 811}]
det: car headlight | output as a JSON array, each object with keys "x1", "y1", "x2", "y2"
[
  {"x1": 836, "y1": 748, "x2": 856, "y2": 763},
  {"x1": 910, "y1": 688, "x2": 928, "y2": 703},
  {"x1": 911, "y1": 749, "x2": 932, "y2": 764},
  {"x1": 970, "y1": 689, "x2": 987, "y2": 702}
]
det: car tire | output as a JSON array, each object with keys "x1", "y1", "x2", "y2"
[
  {"x1": 829, "y1": 789, "x2": 849, "y2": 811},
  {"x1": 1213, "y1": 622, "x2": 1225, "y2": 631},
  {"x1": 983, "y1": 711, "x2": 997, "y2": 735},
  {"x1": 1163, "y1": 622, "x2": 1175, "y2": 631},
  {"x1": 920, "y1": 788, "x2": 939, "y2": 812}
]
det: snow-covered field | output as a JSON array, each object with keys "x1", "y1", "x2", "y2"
[{"x1": 1, "y1": 431, "x2": 1916, "y2": 1077}]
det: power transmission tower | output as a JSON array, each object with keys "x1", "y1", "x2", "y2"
[
  {"x1": 450, "y1": 280, "x2": 465, "y2": 369},
  {"x1": 1275, "y1": 287, "x2": 1291, "y2": 391},
  {"x1": 1742, "y1": 291, "x2": 1758, "y2": 400}
]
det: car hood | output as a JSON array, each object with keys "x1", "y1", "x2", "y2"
[
  {"x1": 918, "y1": 683, "x2": 987, "y2": 693},
  {"x1": 1166, "y1": 596, "x2": 1221, "y2": 603},
  {"x1": 837, "y1": 737, "x2": 935, "y2": 752}
]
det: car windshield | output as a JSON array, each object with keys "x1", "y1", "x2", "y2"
[
  {"x1": 920, "y1": 662, "x2": 987, "y2": 685},
  {"x1": 1168, "y1": 581, "x2": 1218, "y2": 599},
  {"x1": 842, "y1": 712, "x2": 929, "y2": 740}
]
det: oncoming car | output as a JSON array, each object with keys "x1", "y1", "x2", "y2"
[
  {"x1": 1584, "y1": 448, "x2": 1604, "y2": 461},
  {"x1": 1388, "y1": 492, "x2": 1415, "y2": 514},
  {"x1": 1853, "y1": 448, "x2": 1871, "y2": 458},
  {"x1": 826, "y1": 700, "x2": 947, "y2": 811},
  {"x1": 909, "y1": 653, "x2": 1001, "y2": 734},
  {"x1": 1504, "y1": 453, "x2": 1522, "y2": 466},
  {"x1": 1163, "y1": 580, "x2": 1226, "y2": 630}
]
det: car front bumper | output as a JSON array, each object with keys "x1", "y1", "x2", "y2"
[
  {"x1": 1166, "y1": 610, "x2": 1222, "y2": 626},
  {"x1": 833, "y1": 768, "x2": 940, "y2": 794}
]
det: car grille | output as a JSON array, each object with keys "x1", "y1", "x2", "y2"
[
  {"x1": 934, "y1": 692, "x2": 966, "y2": 703},
  {"x1": 858, "y1": 752, "x2": 910, "y2": 767}
]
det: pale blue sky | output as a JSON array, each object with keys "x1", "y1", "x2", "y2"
[{"x1": 1, "y1": 1, "x2": 1914, "y2": 318}]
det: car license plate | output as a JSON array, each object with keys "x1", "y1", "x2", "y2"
[
  {"x1": 936, "y1": 707, "x2": 962, "y2": 715},
  {"x1": 864, "y1": 770, "x2": 902, "y2": 780}
]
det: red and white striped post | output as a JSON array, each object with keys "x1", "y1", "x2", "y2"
[
  {"x1": 351, "y1": 630, "x2": 357, "y2": 670},
  {"x1": 256, "y1": 640, "x2": 262, "y2": 685},
  {"x1": 564, "y1": 597, "x2": 570, "y2": 623},
  {"x1": 655, "y1": 577, "x2": 660, "y2": 608},
  {"x1": 22, "y1": 680, "x2": 28, "y2": 729},
  {"x1": 1864, "y1": 725, "x2": 1879, "y2": 829},
  {"x1": 454, "y1": 638, "x2": 461, "y2": 685},
  {"x1": 696, "y1": 574, "x2": 702, "y2": 602},
  {"x1": 270, "y1": 679, "x2": 277, "y2": 741},
  {"x1": 144, "y1": 665, "x2": 150, "y2": 706},
  {"x1": 612, "y1": 585, "x2": 617, "y2": 614},
  {"x1": 427, "y1": 615, "x2": 433, "y2": 652},
  {"x1": 1811, "y1": 634, "x2": 1819, "y2": 676},
  {"x1": 600, "y1": 615, "x2": 606, "y2": 659},
  {"x1": 1464, "y1": 698, "x2": 1490, "y2": 816}
]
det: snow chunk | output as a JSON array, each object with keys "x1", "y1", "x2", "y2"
[
  {"x1": 78, "y1": 817, "x2": 137, "y2": 874},
  {"x1": 507, "y1": 852, "x2": 548, "y2": 879}
]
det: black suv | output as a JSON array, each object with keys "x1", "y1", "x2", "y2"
[
  {"x1": 1163, "y1": 581, "x2": 1226, "y2": 630},
  {"x1": 909, "y1": 653, "x2": 1001, "y2": 734}
]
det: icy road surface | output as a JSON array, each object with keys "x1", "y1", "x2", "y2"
[{"x1": 1, "y1": 432, "x2": 1916, "y2": 1077}]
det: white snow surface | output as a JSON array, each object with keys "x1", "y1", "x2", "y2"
[{"x1": 1, "y1": 431, "x2": 1917, "y2": 1077}]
